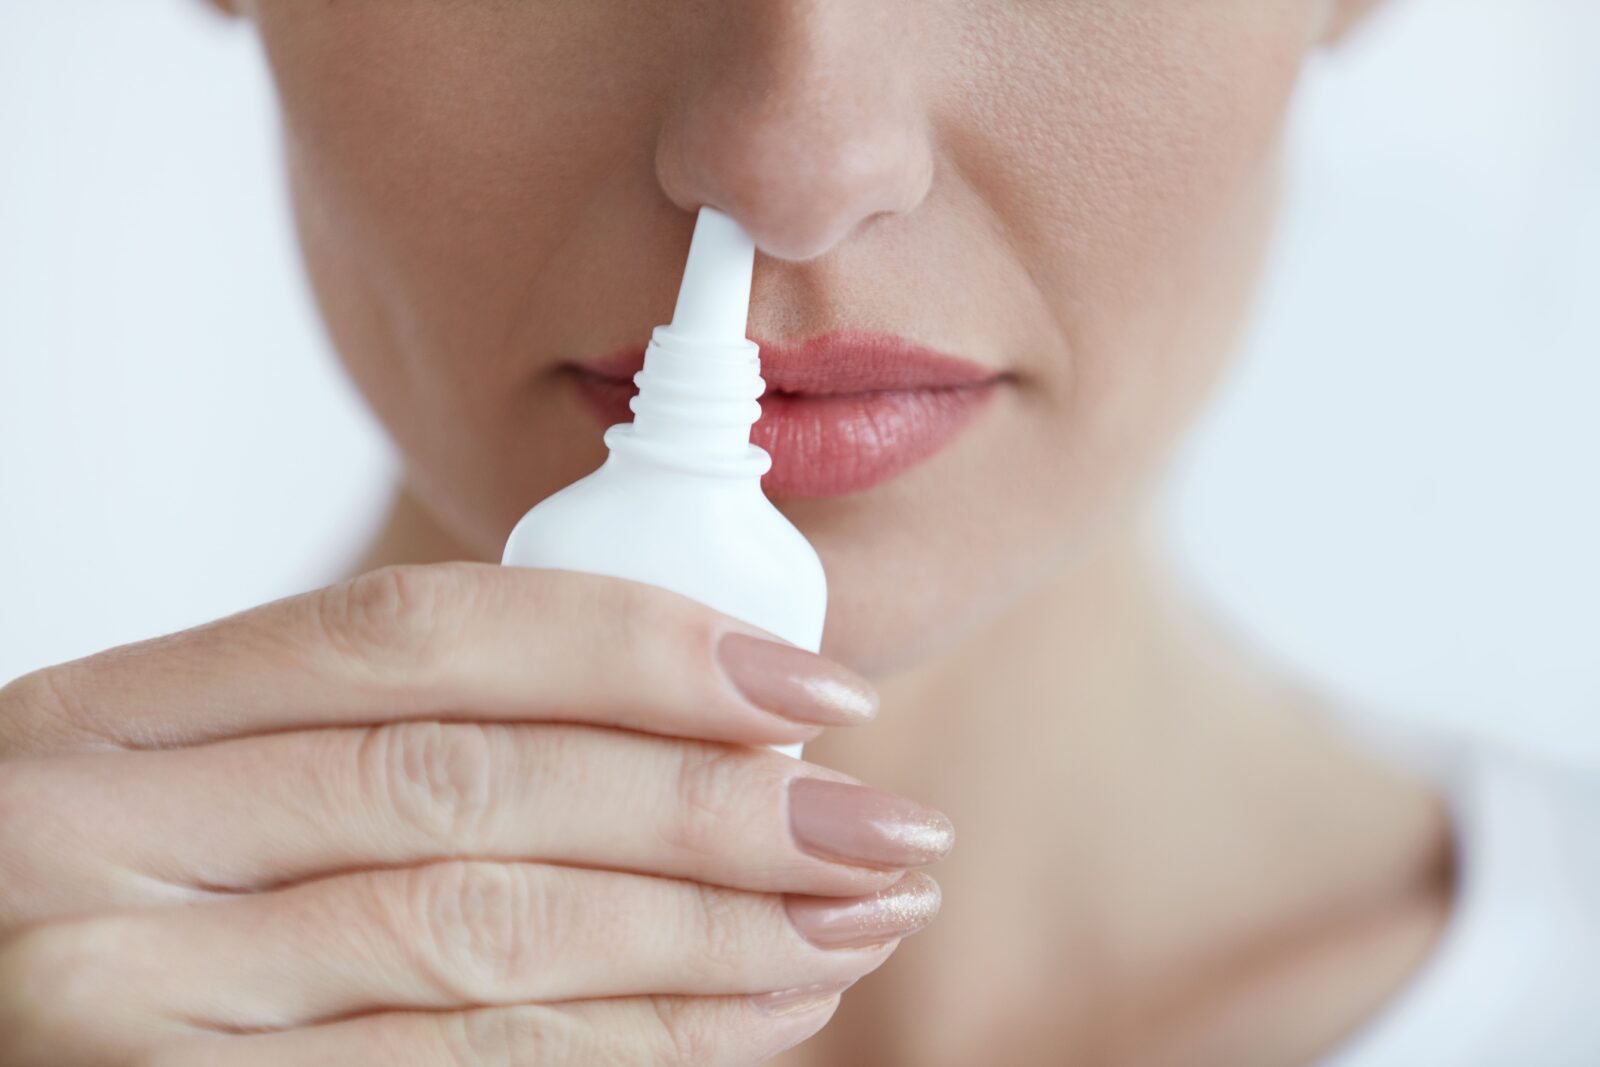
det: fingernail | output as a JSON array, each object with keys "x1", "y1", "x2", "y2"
[
  {"x1": 789, "y1": 778, "x2": 954, "y2": 869},
  {"x1": 786, "y1": 872, "x2": 942, "y2": 949},
  {"x1": 717, "y1": 633, "x2": 878, "y2": 726},
  {"x1": 750, "y1": 980, "x2": 853, "y2": 1016}
]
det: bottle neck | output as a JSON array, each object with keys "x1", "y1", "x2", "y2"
[{"x1": 604, "y1": 324, "x2": 772, "y2": 478}]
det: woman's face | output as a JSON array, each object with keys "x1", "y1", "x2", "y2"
[{"x1": 232, "y1": 0, "x2": 1363, "y2": 674}]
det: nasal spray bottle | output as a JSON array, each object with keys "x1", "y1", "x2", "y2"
[{"x1": 501, "y1": 208, "x2": 827, "y2": 757}]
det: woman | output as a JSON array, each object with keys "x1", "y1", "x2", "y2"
[{"x1": 2, "y1": 1, "x2": 1595, "y2": 1064}]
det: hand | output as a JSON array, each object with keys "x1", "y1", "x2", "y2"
[{"x1": 0, "y1": 563, "x2": 951, "y2": 1066}]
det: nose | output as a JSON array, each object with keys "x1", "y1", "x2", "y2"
[{"x1": 654, "y1": 2, "x2": 935, "y2": 262}]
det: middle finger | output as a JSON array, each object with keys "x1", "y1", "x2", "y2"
[{"x1": 2, "y1": 724, "x2": 953, "y2": 921}]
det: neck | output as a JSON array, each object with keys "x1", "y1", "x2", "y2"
[
  {"x1": 803, "y1": 501, "x2": 1450, "y2": 1063},
  {"x1": 354, "y1": 486, "x2": 478, "y2": 574}
]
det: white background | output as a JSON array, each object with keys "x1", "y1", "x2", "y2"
[{"x1": 2, "y1": 2, "x2": 1596, "y2": 760}]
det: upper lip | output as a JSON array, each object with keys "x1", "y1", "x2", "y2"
[{"x1": 571, "y1": 330, "x2": 1002, "y2": 395}]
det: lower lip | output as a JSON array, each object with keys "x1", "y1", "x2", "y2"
[{"x1": 567, "y1": 361, "x2": 998, "y2": 498}]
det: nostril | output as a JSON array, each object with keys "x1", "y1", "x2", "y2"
[
  {"x1": 742, "y1": 212, "x2": 859, "y2": 263},
  {"x1": 653, "y1": 69, "x2": 935, "y2": 263},
  {"x1": 721, "y1": 182, "x2": 920, "y2": 262}
]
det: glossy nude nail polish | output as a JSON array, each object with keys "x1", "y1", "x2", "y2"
[
  {"x1": 786, "y1": 872, "x2": 942, "y2": 949},
  {"x1": 789, "y1": 778, "x2": 954, "y2": 869},
  {"x1": 718, "y1": 633, "x2": 879, "y2": 726},
  {"x1": 750, "y1": 980, "x2": 854, "y2": 1016}
]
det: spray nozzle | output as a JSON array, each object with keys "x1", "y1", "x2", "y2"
[{"x1": 669, "y1": 206, "x2": 756, "y2": 342}]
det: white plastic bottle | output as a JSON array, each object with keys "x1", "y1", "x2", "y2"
[{"x1": 501, "y1": 207, "x2": 827, "y2": 755}]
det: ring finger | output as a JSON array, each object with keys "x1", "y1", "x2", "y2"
[
  {"x1": 150, "y1": 993, "x2": 847, "y2": 1067},
  {"x1": 12, "y1": 862, "x2": 938, "y2": 1033},
  {"x1": 0, "y1": 724, "x2": 952, "y2": 923}
]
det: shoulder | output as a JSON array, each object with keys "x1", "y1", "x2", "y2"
[{"x1": 1323, "y1": 721, "x2": 1600, "y2": 1067}]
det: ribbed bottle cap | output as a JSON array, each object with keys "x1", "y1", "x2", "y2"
[{"x1": 616, "y1": 206, "x2": 770, "y2": 472}]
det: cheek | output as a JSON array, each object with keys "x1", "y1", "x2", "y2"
[
  {"x1": 252, "y1": 3, "x2": 682, "y2": 552},
  {"x1": 954, "y1": 2, "x2": 1308, "y2": 286},
  {"x1": 255, "y1": 3, "x2": 665, "y2": 384},
  {"x1": 950, "y1": 1, "x2": 1310, "y2": 477}
]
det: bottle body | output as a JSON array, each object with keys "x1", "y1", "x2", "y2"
[{"x1": 501, "y1": 448, "x2": 827, "y2": 675}]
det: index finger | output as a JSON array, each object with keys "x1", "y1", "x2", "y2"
[{"x1": 0, "y1": 563, "x2": 876, "y2": 756}]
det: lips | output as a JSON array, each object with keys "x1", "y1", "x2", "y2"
[{"x1": 567, "y1": 331, "x2": 1001, "y2": 498}]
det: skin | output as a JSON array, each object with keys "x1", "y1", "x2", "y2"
[{"x1": 0, "y1": 0, "x2": 1453, "y2": 1064}]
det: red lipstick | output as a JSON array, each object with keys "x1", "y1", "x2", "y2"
[{"x1": 568, "y1": 331, "x2": 1000, "y2": 498}]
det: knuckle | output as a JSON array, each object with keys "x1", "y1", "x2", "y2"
[
  {"x1": 0, "y1": 764, "x2": 57, "y2": 919},
  {"x1": 128, "y1": 1043, "x2": 213, "y2": 1067},
  {"x1": 661, "y1": 743, "x2": 747, "y2": 858},
  {"x1": 0, "y1": 761, "x2": 38, "y2": 838},
  {"x1": 400, "y1": 862, "x2": 544, "y2": 1004},
  {"x1": 604, "y1": 578, "x2": 716, "y2": 671},
  {"x1": 442, "y1": 1005, "x2": 587, "y2": 1067},
  {"x1": 0, "y1": 666, "x2": 104, "y2": 752},
  {"x1": 0, "y1": 669, "x2": 68, "y2": 724},
  {"x1": 317, "y1": 564, "x2": 472, "y2": 676},
  {"x1": 361, "y1": 722, "x2": 500, "y2": 846},
  {"x1": 0, "y1": 920, "x2": 125, "y2": 1035},
  {"x1": 647, "y1": 995, "x2": 722, "y2": 1067},
  {"x1": 682, "y1": 882, "x2": 755, "y2": 984}
]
